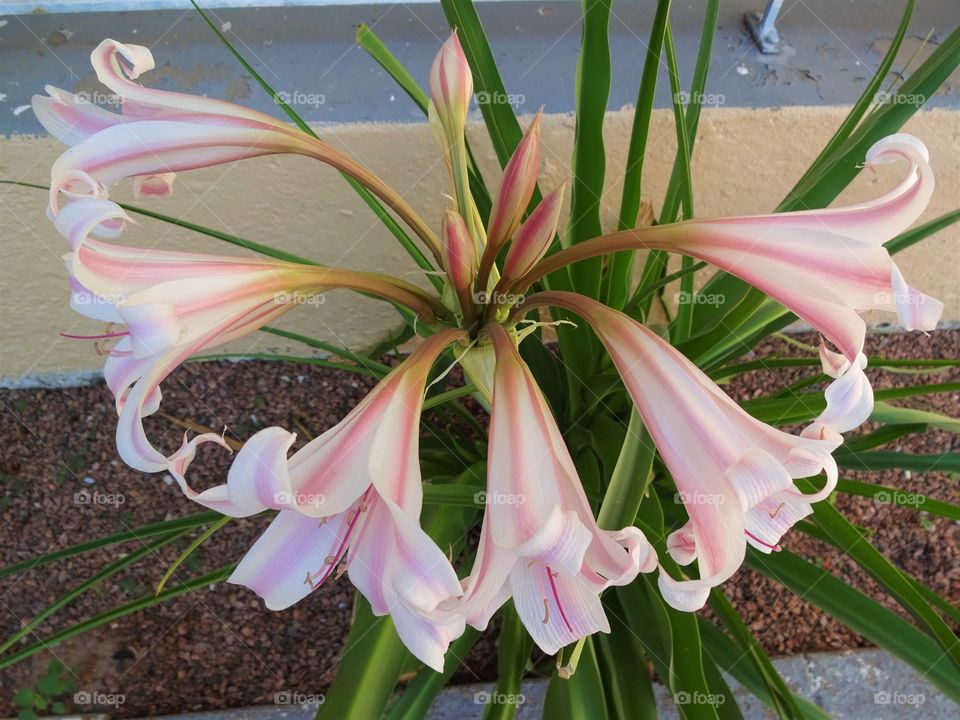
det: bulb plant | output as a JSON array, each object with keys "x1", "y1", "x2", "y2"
[{"x1": 3, "y1": 1, "x2": 959, "y2": 718}]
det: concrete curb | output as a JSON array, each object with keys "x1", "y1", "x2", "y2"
[{"x1": 144, "y1": 648, "x2": 954, "y2": 719}]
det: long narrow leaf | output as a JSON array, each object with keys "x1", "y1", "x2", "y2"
[{"x1": 746, "y1": 549, "x2": 960, "y2": 701}]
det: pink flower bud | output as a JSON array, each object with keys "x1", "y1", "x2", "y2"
[
  {"x1": 487, "y1": 111, "x2": 542, "y2": 250},
  {"x1": 502, "y1": 181, "x2": 566, "y2": 281},
  {"x1": 430, "y1": 33, "x2": 473, "y2": 131},
  {"x1": 441, "y1": 209, "x2": 476, "y2": 291}
]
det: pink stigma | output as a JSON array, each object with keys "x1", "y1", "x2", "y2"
[
  {"x1": 745, "y1": 529, "x2": 781, "y2": 552},
  {"x1": 545, "y1": 565, "x2": 573, "y2": 633},
  {"x1": 312, "y1": 489, "x2": 371, "y2": 589}
]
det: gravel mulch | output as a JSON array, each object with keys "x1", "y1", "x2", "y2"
[{"x1": 0, "y1": 330, "x2": 957, "y2": 717}]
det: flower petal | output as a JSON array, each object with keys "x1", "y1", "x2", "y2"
[
  {"x1": 229, "y1": 509, "x2": 350, "y2": 611},
  {"x1": 510, "y1": 561, "x2": 610, "y2": 656}
]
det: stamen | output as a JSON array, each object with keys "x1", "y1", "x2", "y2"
[
  {"x1": 60, "y1": 330, "x2": 129, "y2": 340},
  {"x1": 542, "y1": 599, "x2": 550, "y2": 624},
  {"x1": 768, "y1": 502, "x2": 786, "y2": 519},
  {"x1": 744, "y1": 529, "x2": 781, "y2": 552},
  {"x1": 545, "y1": 565, "x2": 574, "y2": 632},
  {"x1": 310, "y1": 490, "x2": 372, "y2": 590}
]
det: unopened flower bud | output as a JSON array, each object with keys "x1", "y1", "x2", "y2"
[
  {"x1": 487, "y1": 110, "x2": 542, "y2": 250},
  {"x1": 441, "y1": 209, "x2": 476, "y2": 292},
  {"x1": 429, "y1": 32, "x2": 473, "y2": 134},
  {"x1": 502, "y1": 181, "x2": 566, "y2": 282}
]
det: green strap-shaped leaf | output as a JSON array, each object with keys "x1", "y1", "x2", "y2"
[
  {"x1": 386, "y1": 628, "x2": 481, "y2": 720},
  {"x1": 799, "y1": 485, "x2": 960, "y2": 675},
  {"x1": 606, "y1": 0, "x2": 672, "y2": 310},
  {"x1": 835, "y1": 479, "x2": 960, "y2": 521},
  {"x1": 597, "y1": 411, "x2": 656, "y2": 530},
  {"x1": 698, "y1": 622, "x2": 831, "y2": 720},
  {"x1": 746, "y1": 549, "x2": 960, "y2": 701},
  {"x1": 566, "y1": 0, "x2": 612, "y2": 294},
  {"x1": 0, "y1": 511, "x2": 222, "y2": 580},
  {"x1": 634, "y1": 0, "x2": 718, "y2": 319},
  {"x1": 0, "y1": 529, "x2": 190, "y2": 656},
  {"x1": 0, "y1": 565, "x2": 235, "y2": 670},
  {"x1": 835, "y1": 449, "x2": 960, "y2": 473},
  {"x1": 708, "y1": 590, "x2": 802, "y2": 719},
  {"x1": 784, "y1": 0, "x2": 916, "y2": 203},
  {"x1": 596, "y1": 592, "x2": 658, "y2": 720},
  {"x1": 543, "y1": 638, "x2": 609, "y2": 720},
  {"x1": 483, "y1": 605, "x2": 532, "y2": 720},
  {"x1": 662, "y1": 21, "x2": 696, "y2": 341}
]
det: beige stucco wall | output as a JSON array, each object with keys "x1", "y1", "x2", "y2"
[{"x1": 1, "y1": 106, "x2": 957, "y2": 381}]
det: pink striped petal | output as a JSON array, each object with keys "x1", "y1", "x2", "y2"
[
  {"x1": 502, "y1": 182, "x2": 566, "y2": 282},
  {"x1": 486, "y1": 113, "x2": 542, "y2": 250},
  {"x1": 229, "y1": 509, "x2": 350, "y2": 610},
  {"x1": 510, "y1": 560, "x2": 610, "y2": 656}
]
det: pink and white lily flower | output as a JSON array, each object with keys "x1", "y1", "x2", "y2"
[
  {"x1": 520, "y1": 293, "x2": 840, "y2": 612},
  {"x1": 34, "y1": 27, "x2": 948, "y2": 671},
  {"x1": 174, "y1": 329, "x2": 468, "y2": 671},
  {"x1": 443, "y1": 325, "x2": 656, "y2": 654},
  {"x1": 57, "y1": 197, "x2": 441, "y2": 483},
  {"x1": 514, "y1": 134, "x2": 941, "y2": 438},
  {"x1": 34, "y1": 40, "x2": 440, "y2": 255}
]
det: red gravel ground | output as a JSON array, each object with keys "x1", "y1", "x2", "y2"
[{"x1": 0, "y1": 330, "x2": 957, "y2": 717}]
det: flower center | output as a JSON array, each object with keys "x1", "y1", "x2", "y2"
[{"x1": 307, "y1": 488, "x2": 373, "y2": 590}]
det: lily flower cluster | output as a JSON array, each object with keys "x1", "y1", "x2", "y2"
[{"x1": 35, "y1": 34, "x2": 942, "y2": 670}]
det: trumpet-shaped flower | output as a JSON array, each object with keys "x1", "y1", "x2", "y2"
[
  {"x1": 516, "y1": 135, "x2": 941, "y2": 437},
  {"x1": 34, "y1": 40, "x2": 439, "y2": 255},
  {"x1": 57, "y1": 197, "x2": 440, "y2": 482},
  {"x1": 443, "y1": 325, "x2": 656, "y2": 654},
  {"x1": 175, "y1": 329, "x2": 467, "y2": 671},
  {"x1": 521, "y1": 292, "x2": 840, "y2": 612}
]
